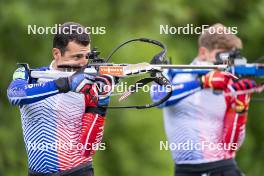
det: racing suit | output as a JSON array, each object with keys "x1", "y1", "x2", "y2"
[
  {"x1": 7, "y1": 63, "x2": 111, "y2": 175},
  {"x1": 151, "y1": 59, "x2": 247, "y2": 175}
]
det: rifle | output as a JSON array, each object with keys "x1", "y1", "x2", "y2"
[
  {"x1": 168, "y1": 50, "x2": 264, "y2": 77},
  {"x1": 168, "y1": 49, "x2": 264, "y2": 97},
  {"x1": 18, "y1": 38, "x2": 227, "y2": 109}
]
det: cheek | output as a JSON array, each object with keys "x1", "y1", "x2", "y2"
[
  {"x1": 209, "y1": 52, "x2": 217, "y2": 61},
  {"x1": 56, "y1": 58, "x2": 64, "y2": 65},
  {"x1": 81, "y1": 59, "x2": 88, "y2": 65},
  {"x1": 76, "y1": 57, "x2": 88, "y2": 63},
  {"x1": 203, "y1": 52, "x2": 210, "y2": 60},
  {"x1": 76, "y1": 59, "x2": 88, "y2": 67},
  {"x1": 58, "y1": 55, "x2": 69, "y2": 63}
]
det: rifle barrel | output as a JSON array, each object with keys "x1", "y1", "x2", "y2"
[{"x1": 155, "y1": 64, "x2": 227, "y2": 69}]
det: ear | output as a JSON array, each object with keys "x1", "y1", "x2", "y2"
[{"x1": 52, "y1": 48, "x2": 61, "y2": 61}]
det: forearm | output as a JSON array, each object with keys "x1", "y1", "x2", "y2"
[
  {"x1": 151, "y1": 79, "x2": 201, "y2": 108},
  {"x1": 7, "y1": 79, "x2": 60, "y2": 105}
]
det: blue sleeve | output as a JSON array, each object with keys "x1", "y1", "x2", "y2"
[
  {"x1": 150, "y1": 70, "x2": 201, "y2": 108},
  {"x1": 98, "y1": 96, "x2": 110, "y2": 106},
  {"x1": 7, "y1": 67, "x2": 60, "y2": 106}
]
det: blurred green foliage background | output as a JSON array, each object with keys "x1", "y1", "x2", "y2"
[{"x1": 0, "y1": 0, "x2": 264, "y2": 175}]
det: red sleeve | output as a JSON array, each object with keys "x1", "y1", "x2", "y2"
[
  {"x1": 79, "y1": 84, "x2": 107, "y2": 157},
  {"x1": 79, "y1": 113, "x2": 105, "y2": 156},
  {"x1": 223, "y1": 87, "x2": 248, "y2": 157}
]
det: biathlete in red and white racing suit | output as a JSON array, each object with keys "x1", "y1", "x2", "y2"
[
  {"x1": 151, "y1": 60, "x2": 256, "y2": 176},
  {"x1": 7, "y1": 63, "x2": 115, "y2": 175}
]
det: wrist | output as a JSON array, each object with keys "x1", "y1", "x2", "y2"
[{"x1": 55, "y1": 77, "x2": 70, "y2": 93}]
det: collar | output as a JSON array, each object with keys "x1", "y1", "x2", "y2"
[{"x1": 49, "y1": 60, "x2": 56, "y2": 70}]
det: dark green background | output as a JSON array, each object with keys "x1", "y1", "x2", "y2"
[{"x1": 0, "y1": 0, "x2": 264, "y2": 175}]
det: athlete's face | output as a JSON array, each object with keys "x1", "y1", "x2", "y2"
[
  {"x1": 52, "y1": 41, "x2": 90, "y2": 71},
  {"x1": 198, "y1": 47, "x2": 226, "y2": 63}
]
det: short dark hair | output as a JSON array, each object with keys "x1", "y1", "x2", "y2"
[
  {"x1": 53, "y1": 22, "x2": 90, "y2": 55},
  {"x1": 198, "y1": 23, "x2": 242, "y2": 50}
]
